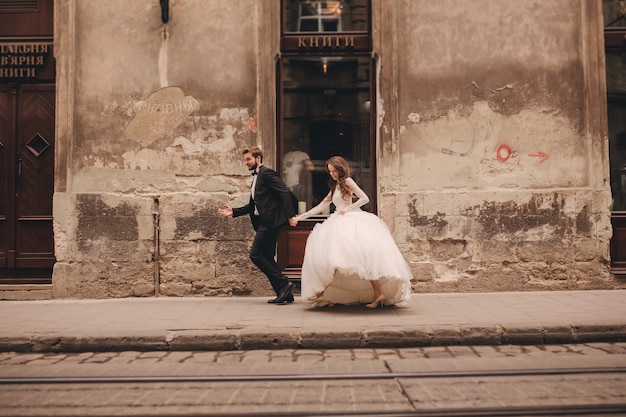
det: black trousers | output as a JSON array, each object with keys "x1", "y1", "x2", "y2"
[{"x1": 249, "y1": 223, "x2": 290, "y2": 295}]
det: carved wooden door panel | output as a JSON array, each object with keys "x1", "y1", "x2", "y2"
[
  {"x1": 0, "y1": 84, "x2": 55, "y2": 283},
  {"x1": 0, "y1": 87, "x2": 12, "y2": 275}
]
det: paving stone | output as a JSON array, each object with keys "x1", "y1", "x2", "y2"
[{"x1": 1, "y1": 291, "x2": 626, "y2": 352}]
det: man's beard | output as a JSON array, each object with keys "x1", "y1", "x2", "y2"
[{"x1": 250, "y1": 163, "x2": 258, "y2": 171}]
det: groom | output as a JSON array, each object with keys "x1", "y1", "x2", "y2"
[{"x1": 218, "y1": 146, "x2": 298, "y2": 304}]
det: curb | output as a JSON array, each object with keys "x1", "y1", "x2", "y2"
[{"x1": 1, "y1": 324, "x2": 625, "y2": 353}]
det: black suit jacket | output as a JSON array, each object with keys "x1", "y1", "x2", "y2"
[{"x1": 232, "y1": 165, "x2": 296, "y2": 231}]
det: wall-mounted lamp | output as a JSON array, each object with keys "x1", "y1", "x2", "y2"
[{"x1": 160, "y1": 0, "x2": 169, "y2": 24}]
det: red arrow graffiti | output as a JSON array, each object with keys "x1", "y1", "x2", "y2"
[{"x1": 528, "y1": 151, "x2": 549, "y2": 163}]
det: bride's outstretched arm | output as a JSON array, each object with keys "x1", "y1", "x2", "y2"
[{"x1": 296, "y1": 192, "x2": 332, "y2": 221}]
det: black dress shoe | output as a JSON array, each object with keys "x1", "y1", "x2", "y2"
[
  {"x1": 268, "y1": 293, "x2": 294, "y2": 304},
  {"x1": 274, "y1": 282, "x2": 294, "y2": 304},
  {"x1": 276, "y1": 293, "x2": 295, "y2": 304}
]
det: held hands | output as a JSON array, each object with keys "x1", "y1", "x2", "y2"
[
  {"x1": 218, "y1": 205, "x2": 233, "y2": 217},
  {"x1": 219, "y1": 205, "x2": 299, "y2": 226}
]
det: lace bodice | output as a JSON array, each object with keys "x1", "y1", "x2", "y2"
[{"x1": 297, "y1": 177, "x2": 369, "y2": 220}]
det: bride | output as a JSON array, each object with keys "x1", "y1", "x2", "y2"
[{"x1": 292, "y1": 156, "x2": 412, "y2": 308}]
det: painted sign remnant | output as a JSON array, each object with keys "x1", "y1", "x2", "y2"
[{"x1": 127, "y1": 87, "x2": 199, "y2": 146}]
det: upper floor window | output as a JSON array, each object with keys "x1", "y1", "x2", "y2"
[
  {"x1": 283, "y1": 0, "x2": 369, "y2": 34},
  {"x1": 282, "y1": 0, "x2": 371, "y2": 54}
]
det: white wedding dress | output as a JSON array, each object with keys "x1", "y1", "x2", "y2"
[{"x1": 297, "y1": 177, "x2": 412, "y2": 307}]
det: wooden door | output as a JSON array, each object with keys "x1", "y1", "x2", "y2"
[
  {"x1": 0, "y1": 0, "x2": 55, "y2": 283},
  {"x1": 0, "y1": 84, "x2": 55, "y2": 283}
]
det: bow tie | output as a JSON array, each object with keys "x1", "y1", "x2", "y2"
[{"x1": 251, "y1": 170, "x2": 257, "y2": 176}]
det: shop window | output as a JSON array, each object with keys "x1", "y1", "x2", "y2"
[
  {"x1": 280, "y1": 56, "x2": 373, "y2": 214},
  {"x1": 605, "y1": 1, "x2": 626, "y2": 211},
  {"x1": 276, "y1": 0, "x2": 373, "y2": 279},
  {"x1": 279, "y1": 0, "x2": 373, "y2": 215},
  {"x1": 604, "y1": 0, "x2": 626, "y2": 272}
]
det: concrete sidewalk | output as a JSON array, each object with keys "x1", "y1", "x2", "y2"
[{"x1": 0, "y1": 290, "x2": 625, "y2": 353}]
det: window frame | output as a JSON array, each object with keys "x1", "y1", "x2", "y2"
[
  {"x1": 280, "y1": 0, "x2": 372, "y2": 53},
  {"x1": 278, "y1": 0, "x2": 375, "y2": 212}
]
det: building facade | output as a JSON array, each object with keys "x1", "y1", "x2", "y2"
[{"x1": 1, "y1": 0, "x2": 624, "y2": 299}]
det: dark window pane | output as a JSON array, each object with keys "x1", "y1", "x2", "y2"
[
  {"x1": 281, "y1": 56, "x2": 372, "y2": 214},
  {"x1": 603, "y1": 0, "x2": 626, "y2": 27},
  {"x1": 322, "y1": 19, "x2": 339, "y2": 31},
  {"x1": 299, "y1": 18, "x2": 319, "y2": 32}
]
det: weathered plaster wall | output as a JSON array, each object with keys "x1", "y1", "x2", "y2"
[
  {"x1": 378, "y1": 0, "x2": 615, "y2": 292},
  {"x1": 53, "y1": 0, "x2": 269, "y2": 298},
  {"x1": 397, "y1": 0, "x2": 586, "y2": 190},
  {"x1": 53, "y1": 0, "x2": 618, "y2": 299}
]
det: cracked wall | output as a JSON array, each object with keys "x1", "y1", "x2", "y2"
[{"x1": 377, "y1": 0, "x2": 615, "y2": 292}]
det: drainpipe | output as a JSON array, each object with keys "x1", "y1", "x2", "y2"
[{"x1": 152, "y1": 198, "x2": 161, "y2": 297}]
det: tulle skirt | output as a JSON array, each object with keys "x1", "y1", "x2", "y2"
[{"x1": 300, "y1": 210, "x2": 413, "y2": 307}]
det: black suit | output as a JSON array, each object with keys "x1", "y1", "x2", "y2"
[{"x1": 232, "y1": 165, "x2": 296, "y2": 295}]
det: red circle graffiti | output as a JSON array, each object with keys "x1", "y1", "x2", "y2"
[{"x1": 496, "y1": 144, "x2": 511, "y2": 162}]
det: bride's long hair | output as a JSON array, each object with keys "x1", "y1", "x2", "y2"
[{"x1": 327, "y1": 156, "x2": 352, "y2": 199}]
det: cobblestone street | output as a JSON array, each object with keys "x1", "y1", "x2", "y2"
[{"x1": 1, "y1": 343, "x2": 625, "y2": 416}]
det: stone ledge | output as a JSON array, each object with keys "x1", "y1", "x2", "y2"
[{"x1": 0, "y1": 285, "x2": 52, "y2": 301}]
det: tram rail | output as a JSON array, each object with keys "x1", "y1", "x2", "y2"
[
  {"x1": 1, "y1": 366, "x2": 625, "y2": 416},
  {"x1": 2, "y1": 365, "x2": 626, "y2": 384}
]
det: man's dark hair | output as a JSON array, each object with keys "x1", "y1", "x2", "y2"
[{"x1": 243, "y1": 146, "x2": 263, "y2": 162}]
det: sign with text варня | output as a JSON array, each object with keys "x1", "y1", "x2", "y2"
[{"x1": 0, "y1": 42, "x2": 53, "y2": 80}]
